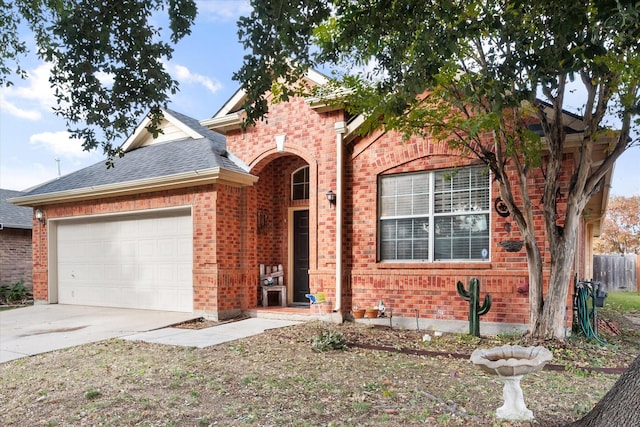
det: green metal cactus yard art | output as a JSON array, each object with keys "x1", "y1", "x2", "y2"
[{"x1": 457, "y1": 278, "x2": 492, "y2": 337}]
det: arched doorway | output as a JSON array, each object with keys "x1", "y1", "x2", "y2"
[{"x1": 252, "y1": 155, "x2": 311, "y2": 306}]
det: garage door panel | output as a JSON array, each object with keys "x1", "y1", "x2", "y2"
[
  {"x1": 57, "y1": 210, "x2": 193, "y2": 312},
  {"x1": 59, "y1": 282, "x2": 111, "y2": 306},
  {"x1": 103, "y1": 264, "x2": 122, "y2": 281},
  {"x1": 86, "y1": 242, "x2": 105, "y2": 259},
  {"x1": 138, "y1": 240, "x2": 156, "y2": 257},
  {"x1": 155, "y1": 264, "x2": 177, "y2": 282},
  {"x1": 158, "y1": 215, "x2": 188, "y2": 233},
  {"x1": 177, "y1": 238, "x2": 192, "y2": 257},
  {"x1": 58, "y1": 263, "x2": 99, "y2": 282},
  {"x1": 116, "y1": 240, "x2": 137, "y2": 258},
  {"x1": 156, "y1": 239, "x2": 178, "y2": 258},
  {"x1": 177, "y1": 263, "x2": 192, "y2": 282}
]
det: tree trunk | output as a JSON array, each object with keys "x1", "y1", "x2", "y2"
[
  {"x1": 570, "y1": 353, "x2": 640, "y2": 426},
  {"x1": 527, "y1": 229, "x2": 577, "y2": 339},
  {"x1": 536, "y1": 234, "x2": 577, "y2": 338},
  {"x1": 524, "y1": 239, "x2": 544, "y2": 333}
]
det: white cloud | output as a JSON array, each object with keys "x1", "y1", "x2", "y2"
[
  {"x1": 196, "y1": 0, "x2": 252, "y2": 21},
  {"x1": 0, "y1": 62, "x2": 64, "y2": 122},
  {"x1": 0, "y1": 95, "x2": 41, "y2": 120},
  {"x1": 169, "y1": 63, "x2": 223, "y2": 94},
  {"x1": 6, "y1": 63, "x2": 57, "y2": 110},
  {"x1": 29, "y1": 131, "x2": 93, "y2": 158}
]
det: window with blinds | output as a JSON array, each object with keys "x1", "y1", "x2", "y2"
[
  {"x1": 291, "y1": 166, "x2": 309, "y2": 200},
  {"x1": 379, "y1": 166, "x2": 491, "y2": 262}
]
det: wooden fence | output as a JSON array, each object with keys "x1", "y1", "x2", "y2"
[{"x1": 592, "y1": 254, "x2": 639, "y2": 292}]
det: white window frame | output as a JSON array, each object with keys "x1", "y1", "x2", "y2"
[{"x1": 378, "y1": 166, "x2": 491, "y2": 262}]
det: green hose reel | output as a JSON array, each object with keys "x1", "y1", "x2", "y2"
[{"x1": 573, "y1": 276, "x2": 607, "y2": 345}]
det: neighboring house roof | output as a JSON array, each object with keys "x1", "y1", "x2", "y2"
[
  {"x1": 0, "y1": 189, "x2": 32, "y2": 229},
  {"x1": 10, "y1": 109, "x2": 258, "y2": 207}
]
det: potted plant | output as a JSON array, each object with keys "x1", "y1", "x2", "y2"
[
  {"x1": 352, "y1": 307, "x2": 366, "y2": 318},
  {"x1": 365, "y1": 307, "x2": 380, "y2": 318}
]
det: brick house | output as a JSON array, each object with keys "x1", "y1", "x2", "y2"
[
  {"x1": 1, "y1": 189, "x2": 33, "y2": 289},
  {"x1": 10, "y1": 71, "x2": 612, "y2": 333}
]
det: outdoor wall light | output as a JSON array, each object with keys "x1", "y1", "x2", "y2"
[
  {"x1": 35, "y1": 209, "x2": 45, "y2": 225},
  {"x1": 326, "y1": 190, "x2": 337, "y2": 207}
]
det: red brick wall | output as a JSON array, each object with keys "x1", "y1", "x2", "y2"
[
  {"x1": 223, "y1": 94, "x2": 583, "y2": 326},
  {"x1": 29, "y1": 95, "x2": 586, "y2": 328},
  {"x1": 234, "y1": 99, "x2": 582, "y2": 325},
  {"x1": 344, "y1": 128, "x2": 581, "y2": 324},
  {"x1": 0, "y1": 228, "x2": 33, "y2": 289},
  {"x1": 32, "y1": 185, "x2": 252, "y2": 317},
  {"x1": 225, "y1": 97, "x2": 344, "y2": 303}
]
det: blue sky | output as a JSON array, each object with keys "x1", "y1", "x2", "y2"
[
  {"x1": 0, "y1": 1, "x2": 251, "y2": 192},
  {"x1": 1, "y1": 1, "x2": 639, "y2": 196}
]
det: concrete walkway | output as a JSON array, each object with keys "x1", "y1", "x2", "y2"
[
  {"x1": 123, "y1": 317, "x2": 300, "y2": 348},
  {"x1": 0, "y1": 305, "x2": 299, "y2": 363}
]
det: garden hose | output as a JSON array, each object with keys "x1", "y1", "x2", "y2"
[{"x1": 574, "y1": 283, "x2": 606, "y2": 345}]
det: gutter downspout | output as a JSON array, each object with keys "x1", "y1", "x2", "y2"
[{"x1": 334, "y1": 121, "x2": 347, "y2": 313}]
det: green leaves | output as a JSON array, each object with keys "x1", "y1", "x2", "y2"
[
  {"x1": 0, "y1": 0, "x2": 28, "y2": 86},
  {"x1": 234, "y1": 0, "x2": 331, "y2": 126},
  {"x1": 3, "y1": 0, "x2": 196, "y2": 163},
  {"x1": 236, "y1": 2, "x2": 639, "y2": 341},
  {"x1": 236, "y1": 0, "x2": 639, "y2": 181}
]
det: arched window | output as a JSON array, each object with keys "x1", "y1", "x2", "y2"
[{"x1": 291, "y1": 166, "x2": 309, "y2": 200}]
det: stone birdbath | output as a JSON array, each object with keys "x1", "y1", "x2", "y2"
[{"x1": 470, "y1": 345, "x2": 553, "y2": 421}]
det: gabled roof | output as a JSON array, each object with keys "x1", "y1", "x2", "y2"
[
  {"x1": 122, "y1": 108, "x2": 228, "y2": 153},
  {"x1": 0, "y1": 189, "x2": 32, "y2": 229},
  {"x1": 10, "y1": 109, "x2": 257, "y2": 207},
  {"x1": 202, "y1": 69, "x2": 331, "y2": 134}
]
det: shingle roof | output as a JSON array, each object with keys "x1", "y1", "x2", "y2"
[
  {"x1": 165, "y1": 108, "x2": 227, "y2": 154},
  {"x1": 0, "y1": 189, "x2": 32, "y2": 229},
  {"x1": 22, "y1": 110, "x2": 248, "y2": 198},
  {"x1": 24, "y1": 136, "x2": 245, "y2": 197}
]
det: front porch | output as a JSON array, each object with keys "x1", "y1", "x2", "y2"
[{"x1": 245, "y1": 305, "x2": 344, "y2": 323}]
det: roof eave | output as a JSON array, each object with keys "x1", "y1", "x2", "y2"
[
  {"x1": 0, "y1": 223, "x2": 32, "y2": 230},
  {"x1": 201, "y1": 113, "x2": 244, "y2": 134},
  {"x1": 210, "y1": 68, "x2": 332, "y2": 122},
  {"x1": 212, "y1": 88, "x2": 247, "y2": 119},
  {"x1": 9, "y1": 168, "x2": 258, "y2": 207},
  {"x1": 304, "y1": 88, "x2": 353, "y2": 113}
]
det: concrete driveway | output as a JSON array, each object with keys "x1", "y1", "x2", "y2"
[{"x1": 0, "y1": 305, "x2": 195, "y2": 363}]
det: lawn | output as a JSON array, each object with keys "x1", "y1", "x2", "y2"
[
  {"x1": 604, "y1": 291, "x2": 640, "y2": 314},
  {"x1": 1, "y1": 309, "x2": 638, "y2": 426}
]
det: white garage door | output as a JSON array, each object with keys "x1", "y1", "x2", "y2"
[{"x1": 56, "y1": 209, "x2": 193, "y2": 312}]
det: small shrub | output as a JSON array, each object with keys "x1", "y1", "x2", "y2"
[
  {"x1": 311, "y1": 330, "x2": 347, "y2": 352},
  {"x1": 84, "y1": 389, "x2": 102, "y2": 400},
  {"x1": 351, "y1": 401, "x2": 372, "y2": 413},
  {"x1": 0, "y1": 280, "x2": 29, "y2": 304}
]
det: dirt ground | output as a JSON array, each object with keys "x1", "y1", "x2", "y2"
[{"x1": 0, "y1": 311, "x2": 637, "y2": 427}]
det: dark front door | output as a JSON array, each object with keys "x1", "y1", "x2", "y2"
[{"x1": 293, "y1": 210, "x2": 310, "y2": 303}]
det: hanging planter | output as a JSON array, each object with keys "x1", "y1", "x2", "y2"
[{"x1": 499, "y1": 240, "x2": 524, "y2": 252}]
